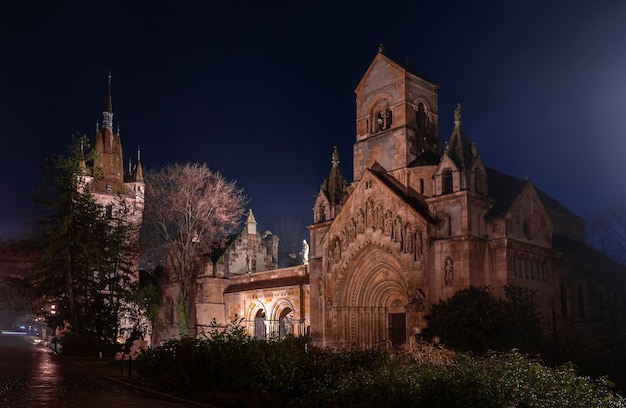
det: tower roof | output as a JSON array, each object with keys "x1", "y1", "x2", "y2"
[
  {"x1": 104, "y1": 71, "x2": 112, "y2": 113},
  {"x1": 321, "y1": 146, "x2": 348, "y2": 205},
  {"x1": 444, "y1": 103, "x2": 475, "y2": 171}
]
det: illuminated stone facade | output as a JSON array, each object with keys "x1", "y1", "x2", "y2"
[{"x1": 175, "y1": 47, "x2": 624, "y2": 348}]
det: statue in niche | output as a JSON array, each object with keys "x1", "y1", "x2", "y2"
[
  {"x1": 444, "y1": 258, "x2": 454, "y2": 285},
  {"x1": 376, "y1": 205, "x2": 384, "y2": 230},
  {"x1": 334, "y1": 239, "x2": 341, "y2": 263},
  {"x1": 404, "y1": 226, "x2": 413, "y2": 253},
  {"x1": 394, "y1": 217, "x2": 403, "y2": 242},
  {"x1": 301, "y1": 240, "x2": 309, "y2": 266},
  {"x1": 357, "y1": 209, "x2": 365, "y2": 234},
  {"x1": 318, "y1": 277, "x2": 323, "y2": 296},
  {"x1": 341, "y1": 228, "x2": 348, "y2": 250},
  {"x1": 349, "y1": 218, "x2": 356, "y2": 242},
  {"x1": 385, "y1": 212, "x2": 393, "y2": 236},
  {"x1": 366, "y1": 201, "x2": 374, "y2": 228}
]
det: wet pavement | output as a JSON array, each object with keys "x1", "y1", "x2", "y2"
[{"x1": 0, "y1": 334, "x2": 212, "y2": 407}]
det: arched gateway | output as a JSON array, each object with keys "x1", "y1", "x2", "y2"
[{"x1": 332, "y1": 245, "x2": 409, "y2": 348}]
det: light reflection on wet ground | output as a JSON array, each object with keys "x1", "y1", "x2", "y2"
[{"x1": 0, "y1": 334, "x2": 202, "y2": 407}]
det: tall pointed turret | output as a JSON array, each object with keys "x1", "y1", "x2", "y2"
[
  {"x1": 445, "y1": 103, "x2": 474, "y2": 172},
  {"x1": 92, "y1": 73, "x2": 126, "y2": 195},
  {"x1": 313, "y1": 146, "x2": 348, "y2": 223},
  {"x1": 103, "y1": 71, "x2": 113, "y2": 129}
]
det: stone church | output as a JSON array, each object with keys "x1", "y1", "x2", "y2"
[{"x1": 161, "y1": 46, "x2": 624, "y2": 349}]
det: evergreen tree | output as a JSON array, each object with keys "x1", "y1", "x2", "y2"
[{"x1": 31, "y1": 133, "x2": 137, "y2": 341}]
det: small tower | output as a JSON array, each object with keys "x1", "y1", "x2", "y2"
[{"x1": 313, "y1": 146, "x2": 348, "y2": 223}]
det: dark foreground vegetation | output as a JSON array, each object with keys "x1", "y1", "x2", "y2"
[{"x1": 131, "y1": 319, "x2": 625, "y2": 408}]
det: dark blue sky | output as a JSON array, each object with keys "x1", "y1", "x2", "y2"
[{"x1": 2, "y1": 1, "x2": 626, "y2": 241}]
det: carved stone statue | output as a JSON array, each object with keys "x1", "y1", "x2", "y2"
[
  {"x1": 445, "y1": 257, "x2": 454, "y2": 285},
  {"x1": 301, "y1": 239, "x2": 309, "y2": 265}
]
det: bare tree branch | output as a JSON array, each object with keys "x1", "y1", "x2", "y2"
[{"x1": 142, "y1": 163, "x2": 247, "y2": 335}]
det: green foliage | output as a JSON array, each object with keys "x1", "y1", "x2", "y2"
[
  {"x1": 31, "y1": 133, "x2": 138, "y2": 342},
  {"x1": 135, "y1": 320, "x2": 624, "y2": 407},
  {"x1": 423, "y1": 285, "x2": 542, "y2": 354}
]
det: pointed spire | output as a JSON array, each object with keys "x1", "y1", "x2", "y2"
[
  {"x1": 445, "y1": 103, "x2": 475, "y2": 172},
  {"x1": 79, "y1": 139, "x2": 87, "y2": 171},
  {"x1": 323, "y1": 146, "x2": 348, "y2": 206},
  {"x1": 134, "y1": 146, "x2": 143, "y2": 182},
  {"x1": 102, "y1": 71, "x2": 113, "y2": 129},
  {"x1": 247, "y1": 209, "x2": 257, "y2": 224},
  {"x1": 454, "y1": 103, "x2": 462, "y2": 127}
]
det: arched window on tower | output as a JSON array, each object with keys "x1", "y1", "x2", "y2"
[
  {"x1": 442, "y1": 169, "x2": 453, "y2": 194},
  {"x1": 371, "y1": 99, "x2": 392, "y2": 133},
  {"x1": 416, "y1": 102, "x2": 428, "y2": 130}
]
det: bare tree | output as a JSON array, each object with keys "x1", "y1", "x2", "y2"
[
  {"x1": 588, "y1": 197, "x2": 626, "y2": 266},
  {"x1": 142, "y1": 163, "x2": 247, "y2": 336}
]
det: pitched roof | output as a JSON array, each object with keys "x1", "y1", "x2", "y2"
[
  {"x1": 224, "y1": 274, "x2": 309, "y2": 294},
  {"x1": 485, "y1": 167, "x2": 581, "y2": 220},
  {"x1": 552, "y1": 234, "x2": 626, "y2": 285},
  {"x1": 368, "y1": 164, "x2": 436, "y2": 224}
]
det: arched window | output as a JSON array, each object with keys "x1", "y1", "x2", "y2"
[
  {"x1": 278, "y1": 308, "x2": 294, "y2": 339},
  {"x1": 254, "y1": 310, "x2": 266, "y2": 340},
  {"x1": 442, "y1": 169, "x2": 453, "y2": 194},
  {"x1": 416, "y1": 102, "x2": 428, "y2": 130}
]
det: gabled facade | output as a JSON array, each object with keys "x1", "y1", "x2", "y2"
[{"x1": 169, "y1": 46, "x2": 624, "y2": 349}]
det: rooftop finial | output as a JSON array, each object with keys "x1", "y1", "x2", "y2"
[
  {"x1": 332, "y1": 146, "x2": 339, "y2": 166},
  {"x1": 454, "y1": 103, "x2": 462, "y2": 123},
  {"x1": 117, "y1": 123, "x2": 120, "y2": 135},
  {"x1": 137, "y1": 146, "x2": 141, "y2": 162},
  {"x1": 378, "y1": 43, "x2": 385, "y2": 54}
]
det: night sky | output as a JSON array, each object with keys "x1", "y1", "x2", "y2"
[{"x1": 2, "y1": 1, "x2": 626, "y2": 242}]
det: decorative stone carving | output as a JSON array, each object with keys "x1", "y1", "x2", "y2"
[{"x1": 444, "y1": 257, "x2": 454, "y2": 285}]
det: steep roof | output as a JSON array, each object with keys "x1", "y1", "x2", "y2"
[
  {"x1": 320, "y1": 146, "x2": 348, "y2": 205},
  {"x1": 442, "y1": 104, "x2": 477, "y2": 173},
  {"x1": 368, "y1": 163, "x2": 436, "y2": 224},
  {"x1": 485, "y1": 167, "x2": 581, "y2": 220},
  {"x1": 355, "y1": 43, "x2": 437, "y2": 94}
]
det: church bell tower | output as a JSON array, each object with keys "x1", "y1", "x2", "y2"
[{"x1": 353, "y1": 44, "x2": 441, "y2": 181}]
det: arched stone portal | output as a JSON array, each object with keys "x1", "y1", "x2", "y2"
[
  {"x1": 334, "y1": 245, "x2": 409, "y2": 348},
  {"x1": 247, "y1": 302, "x2": 267, "y2": 340}
]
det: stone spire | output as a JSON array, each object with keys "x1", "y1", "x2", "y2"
[
  {"x1": 134, "y1": 146, "x2": 143, "y2": 182},
  {"x1": 102, "y1": 71, "x2": 113, "y2": 130},
  {"x1": 323, "y1": 146, "x2": 348, "y2": 206}
]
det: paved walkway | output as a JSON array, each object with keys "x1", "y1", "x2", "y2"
[{"x1": 58, "y1": 345, "x2": 218, "y2": 408}]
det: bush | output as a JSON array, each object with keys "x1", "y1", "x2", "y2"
[
  {"x1": 135, "y1": 318, "x2": 625, "y2": 407},
  {"x1": 423, "y1": 285, "x2": 542, "y2": 354}
]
